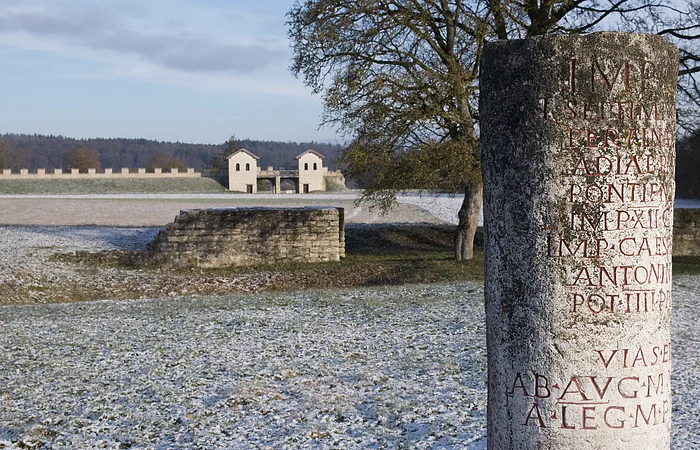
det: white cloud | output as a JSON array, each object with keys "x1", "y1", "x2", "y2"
[
  {"x1": 0, "y1": 0, "x2": 309, "y2": 97},
  {"x1": 0, "y1": 2, "x2": 285, "y2": 72}
]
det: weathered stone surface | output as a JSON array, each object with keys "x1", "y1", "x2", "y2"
[
  {"x1": 147, "y1": 207, "x2": 344, "y2": 268},
  {"x1": 480, "y1": 33, "x2": 677, "y2": 449}
]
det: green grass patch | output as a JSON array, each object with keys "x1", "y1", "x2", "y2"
[
  {"x1": 345, "y1": 223, "x2": 483, "y2": 256},
  {"x1": 216, "y1": 249, "x2": 484, "y2": 292},
  {"x1": 49, "y1": 224, "x2": 483, "y2": 303},
  {"x1": 0, "y1": 178, "x2": 227, "y2": 194},
  {"x1": 205, "y1": 223, "x2": 483, "y2": 282},
  {"x1": 41, "y1": 223, "x2": 700, "y2": 304}
]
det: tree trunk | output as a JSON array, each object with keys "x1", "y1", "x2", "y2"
[{"x1": 454, "y1": 181, "x2": 483, "y2": 261}]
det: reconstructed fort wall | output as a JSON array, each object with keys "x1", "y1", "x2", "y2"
[
  {"x1": 0, "y1": 168, "x2": 200, "y2": 179},
  {"x1": 147, "y1": 207, "x2": 345, "y2": 268}
]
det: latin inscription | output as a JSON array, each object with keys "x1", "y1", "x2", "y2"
[
  {"x1": 508, "y1": 342, "x2": 671, "y2": 429},
  {"x1": 568, "y1": 154, "x2": 673, "y2": 177},
  {"x1": 548, "y1": 236, "x2": 672, "y2": 257},
  {"x1": 507, "y1": 52, "x2": 674, "y2": 435},
  {"x1": 539, "y1": 56, "x2": 674, "y2": 318},
  {"x1": 570, "y1": 290, "x2": 671, "y2": 314},
  {"x1": 542, "y1": 100, "x2": 672, "y2": 124},
  {"x1": 483, "y1": 35, "x2": 677, "y2": 446}
]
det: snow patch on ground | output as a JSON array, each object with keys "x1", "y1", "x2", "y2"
[
  {"x1": 0, "y1": 277, "x2": 697, "y2": 449},
  {"x1": 0, "y1": 194, "x2": 698, "y2": 448},
  {"x1": 0, "y1": 193, "x2": 696, "y2": 226},
  {"x1": 0, "y1": 282, "x2": 490, "y2": 449},
  {"x1": 0, "y1": 226, "x2": 697, "y2": 448}
]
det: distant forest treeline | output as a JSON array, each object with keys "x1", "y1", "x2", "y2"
[
  {"x1": 2, "y1": 132, "x2": 698, "y2": 198},
  {"x1": 0, "y1": 134, "x2": 343, "y2": 171}
]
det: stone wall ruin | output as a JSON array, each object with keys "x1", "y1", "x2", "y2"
[
  {"x1": 673, "y1": 209, "x2": 700, "y2": 256},
  {"x1": 147, "y1": 207, "x2": 345, "y2": 268}
]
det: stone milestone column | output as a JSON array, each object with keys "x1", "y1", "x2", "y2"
[{"x1": 480, "y1": 33, "x2": 677, "y2": 449}]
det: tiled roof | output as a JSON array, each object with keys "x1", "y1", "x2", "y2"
[
  {"x1": 295, "y1": 149, "x2": 325, "y2": 159},
  {"x1": 227, "y1": 149, "x2": 260, "y2": 159}
]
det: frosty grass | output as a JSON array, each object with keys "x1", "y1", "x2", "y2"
[
  {"x1": 1, "y1": 278, "x2": 697, "y2": 449},
  {"x1": 0, "y1": 194, "x2": 698, "y2": 449}
]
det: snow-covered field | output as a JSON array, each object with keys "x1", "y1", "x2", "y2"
[
  {"x1": 0, "y1": 194, "x2": 698, "y2": 448},
  {"x1": 0, "y1": 223, "x2": 696, "y2": 448},
  {"x1": 0, "y1": 284, "x2": 488, "y2": 449},
  {"x1": 1, "y1": 192, "x2": 696, "y2": 226},
  {"x1": 675, "y1": 199, "x2": 700, "y2": 209},
  {"x1": 0, "y1": 193, "x2": 445, "y2": 227},
  {"x1": 0, "y1": 278, "x2": 698, "y2": 449}
]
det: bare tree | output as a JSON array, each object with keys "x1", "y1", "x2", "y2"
[
  {"x1": 677, "y1": 129, "x2": 700, "y2": 197},
  {"x1": 0, "y1": 140, "x2": 25, "y2": 171},
  {"x1": 64, "y1": 146, "x2": 100, "y2": 173},
  {"x1": 146, "y1": 152, "x2": 187, "y2": 172}
]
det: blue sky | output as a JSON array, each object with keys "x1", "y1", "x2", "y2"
[{"x1": 0, "y1": 0, "x2": 337, "y2": 144}]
